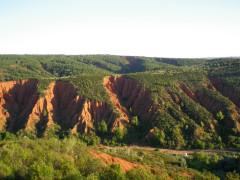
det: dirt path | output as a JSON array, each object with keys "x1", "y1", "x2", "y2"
[
  {"x1": 103, "y1": 76, "x2": 129, "y2": 128},
  {"x1": 90, "y1": 146, "x2": 239, "y2": 175},
  {"x1": 89, "y1": 150, "x2": 138, "y2": 172},
  {"x1": 99, "y1": 145, "x2": 239, "y2": 155}
]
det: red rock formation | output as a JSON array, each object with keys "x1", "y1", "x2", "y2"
[
  {"x1": 72, "y1": 99, "x2": 116, "y2": 133},
  {"x1": 0, "y1": 76, "x2": 156, "y2": 134},
  {"x1": 104, "y1": 76, "x2": 159, "y2": 126},
  {"x1": 179, "y1": 82, "x2": 240, "y2": 134},
  {"x1": 103, "y1": 76, "x2": 129, "y2": 130},
  {"x1": 0, "y1": 80, "x2": 117, "y2": 134},
  {"x1": 28, "y1": 81, "x2": 117, "y2": 134},
  {"x1": 0, "y1": 80, "x2": 38, "y2": 131},
  {"x1": 25, "y1": 82, "x2": 56, "y2": 132},
  {"x1": 0, "y1": 76, "x2": 238, "y2": 136},
  {"x1": 210, "y1": 78, "x2": 240, "y2": 108}
]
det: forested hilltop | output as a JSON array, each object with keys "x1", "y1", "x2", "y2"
[
  {"x1": 0, "y1": 55, "x2": 239, "y2": 179},
  {"x1": 1, "y1": 54, "x2": 239, "y2": 80}
]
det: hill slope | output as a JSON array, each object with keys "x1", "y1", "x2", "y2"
[{"x1": 0, "y1": 55, "x2": 239, "y2": 150}]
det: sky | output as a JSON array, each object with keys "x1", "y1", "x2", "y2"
[{"x1": 0, "y1": 0, "x2": 240, "y2": 58}]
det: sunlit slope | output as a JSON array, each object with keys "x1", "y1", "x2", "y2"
[{"x1": 0, "y1": 55, "x2": 239, "y2": 149}]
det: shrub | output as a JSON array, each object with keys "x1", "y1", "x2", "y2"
[
  {"x1": 27, "y1": 161, "x2": 54, "y2": 180},
  {"x1": 147, "y1": 128, "x2": 166, "y2": 147},
  {"x1": 79, "y1": 134, "x2": 100, "y2": 146},
  {"x1": 228, "y1": 136, "x2": 240, "y2": 149},
  {"x1": 113, "y1": 128, "x2": 125, "y2": 142},
  {"x1": 0, "y1": 161, "x2": 14, "y2": 179},
  {"x1": 97, "y1": 121, "x2": 108, "y2": 137},
  {"x1": 216, "y1": 111, "x2": 224, "y2": 121},
  {"x1": 194, "y1": 139, "x2": 206, "y2": 149},
  {"x1": 53, "y1": 159, "x2": 81, "y2": 179},
  {"x1": 187, "y1": 152, "x2": 220, "y2": 171},
  {"x1": 126, "y1": 168, "x2": 156, "y2": 180},
  {"x1": 171, "y1": 126, "x2": 185, "y2": 149},
  {"x1": 225, "y1": 171, "x2": 240, "y2": 180},
  {"x1": 195, "y1": 171, "x2": 220, "y2": 180},
  {"x1": 99, "y1": 164, "x2": 125, "y2": 180},
  {"x1": 43, "y1": 124, "x2": 61, "y2": 138},
  {"x1": 131, "y1": 116, "x2": 139, "y2": 127},
  {"x1": 16, "y1": 130, "x2": 36, "y2": 139},
  {"x1": 0, "y1": 131, "x2": 16, "y2": 140}
]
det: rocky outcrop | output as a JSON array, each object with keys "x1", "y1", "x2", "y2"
[
  {"x1": 196, "y1": 89, "x2": 240, "y2": 134},
  {"x1": 104, "y1": 76, "x2": 159, "y2": 124},
  {"x1": 0, "y1": 80, "x2": 118, "y2": 134},
  {"x1": 25, "y1": 82, "x2": 56, "y2": 133},
  {"x1": 103, "y1": 76, "x2": 130, "y2": 130},
  {"x1": 0, "y1": 75, "x2": 239, "y2": 137},
  {"x1": 210, "y1": 78, "x2": 240, "y2": 108},
  {"x1": 0, "y1": 80, "x2": 38, "y2": 131},
  {"x1": 179, "y1": 82, "x2": 240, "y2": 134},
  {"x1": 72, "y1": 100, "x2": 116, "y2": 133},
  {"x1": 29, "y1": 81, "x2": 117, "y2": 134}
]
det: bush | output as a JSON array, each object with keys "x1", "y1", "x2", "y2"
[
  {"x1": 16, "y1": 130, "x2": 36, "y2": 139},
  {"x1": 131, "y1": 116, "x2": 139, "y2": 127},
  {"x1": 113, "y1": 128, "x2": 125, "y2": 142},
  {"x1": 27, "y1": 161, "x2": 54, "y2": 180},
  {"x1": 147, "y1": 128, "x2": 166, "y2": 147},
  {"x1": 0, "y1": 132, "x2": 16, "y2": 140},
  {"x1": 0, "y1": 161, "x2": 14, "y2": 179},
  {"x1": 97, "y1": 121, "x2": 108, "y2": 137},
  {"x1": 53, "y1": 159, "x2": 82, "y2": 179},
  {"x1": 195, "y1": 171, "x2": 220, "y2": 180},
  {"x1": 43, "y1": 124, "x2": 61, "y2": 138},
  {"x1": 126, "y1": 168, "x2": 156, "y2": 180},
  {"x1": 225, "y1": 171, "x2": 240, "y2": 180},
  {"x1": 194, "y1": 139, "x2": 206, "y2": 149},
  {"x1": 216, "y1": 111, "x2": 224, "y2": 121},
  {"x1": 228, "y1": 136, "x2": 240, "y2": 149},
  {"x1": 99, "y1": 164, "x2": 125, "y2": 180},
  {"x1": 79, "y1": 134, "x2": 100, "y2": 146},
  {"x1": 0, "y1": 137, "x2": 104, "y2": 179},
  {"x1": 171, "y1": 126, "x2": 185, "y2": 149},
  {"x1": 187, "y1": 152, "x2": 220, "y2": 171}
]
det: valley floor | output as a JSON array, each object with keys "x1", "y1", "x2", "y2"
[
  {"x1": 90, "y1": 145, "x2": 240, "y2": 179},
  {"x1": 96, "y1": 145, "x2": 240, "y2": 155}
]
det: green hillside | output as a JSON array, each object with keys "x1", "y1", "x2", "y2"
[{"x1": 0, "y1": 55, "x2": 240, "y2": 179}]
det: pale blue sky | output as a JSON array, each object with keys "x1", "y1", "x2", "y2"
[{"x1": 1, "y1": 0, "x2": 240, "y2": 57}]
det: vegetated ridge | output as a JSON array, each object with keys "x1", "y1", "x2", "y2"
[{"x1": 0, "y1": 55, "x2": 239, "y2": 150}]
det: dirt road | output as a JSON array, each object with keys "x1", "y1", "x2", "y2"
[{"x1": 98, "y1": 145, "x2": 239, "y2": 155}]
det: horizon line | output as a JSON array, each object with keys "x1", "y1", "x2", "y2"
[{"x1": 0, "y1": 53, "x2": 239, "y2": 60}]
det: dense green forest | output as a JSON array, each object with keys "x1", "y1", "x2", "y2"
[{"x1": 0, "y1": 132, "x2": 239, "y2": 180}]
